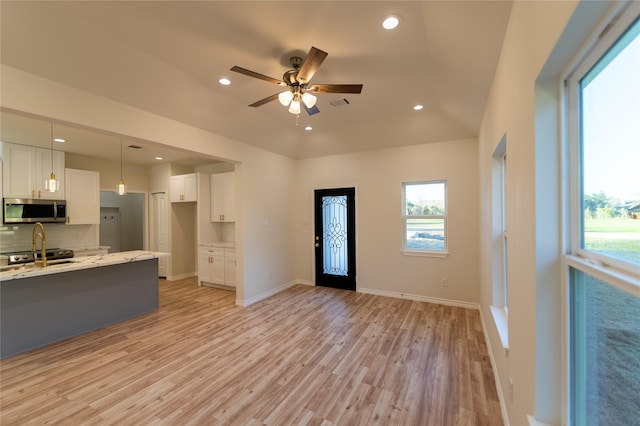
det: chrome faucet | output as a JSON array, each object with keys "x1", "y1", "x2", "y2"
[{"x1": 32, "y1": 222, "x2": 47, "y2": 267}]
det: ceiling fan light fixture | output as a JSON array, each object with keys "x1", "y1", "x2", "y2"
[
  {"x1": 278, "y1": 90, "x2": 294, "y2": 106},
  {"x1": 289, "y1": 99, "x2": 301, "y2": 115},
  {"x1": 301, "y1": 92, "x2": 317, "y2": 108}
]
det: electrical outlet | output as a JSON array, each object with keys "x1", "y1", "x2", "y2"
[{"x1": 441, "y1": 278, "x2": 449, "y2": 287}]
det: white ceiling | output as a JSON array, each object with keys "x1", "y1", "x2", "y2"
[{"x1": 0, "y1": 1, "x2": 513, "y2": 163}]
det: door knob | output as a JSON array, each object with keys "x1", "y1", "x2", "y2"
[{"x1": 314, "y1": 243, "x2": 320, "y2": 247}]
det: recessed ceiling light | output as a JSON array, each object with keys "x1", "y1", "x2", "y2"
[
  {"x1": 219, "y1": 78, "x2": 231, "y2": 86},
  {"x1": 413, "y1": 104, "x2": 424, "y2": 111},
  {"x1": 382, "y1": 15, "x2": 402, "y2": 30},
  {"x1": 53, "y1": 138, "x2": 66, "y2": 143},
  {"x1": 304, "y1": 126, "x2": 313, "y2": 131},
  {"x1": 155, "y1": 156, "x2": 164, "y2": 161}
]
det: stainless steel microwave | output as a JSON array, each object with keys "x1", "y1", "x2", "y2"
[{"x1": 3, "y1": 198, "x2": 67, "y2": 224}]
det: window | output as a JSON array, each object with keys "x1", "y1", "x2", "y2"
[
  {"x1": 578, "y1": 16, "x2": 640, "y2": 270},
  {"x1": 491, "y1": 137, "x2": 509, "y2": 350},
  {"x1": 492, "y1": 137, "x2": 508, "y2": 310},
  {"x1": 566, "y1": 8, "x2": 640, "y2": 425},
  {"x1": 402, "y1": 181, "x2": 447, "y2": 255}
]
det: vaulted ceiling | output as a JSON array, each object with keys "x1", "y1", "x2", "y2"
[{"x1": 1, "y1": 1, "x2": 512, "y2": 161}]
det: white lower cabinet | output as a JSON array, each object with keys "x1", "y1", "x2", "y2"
[
  {"x1": 224, "y1": 249, "x2": 236, "y2": 287},
  {"x1": 198, "y1": 246, "x2": 235, "y2": 288}
]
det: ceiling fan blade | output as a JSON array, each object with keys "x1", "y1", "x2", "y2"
[
  {"x1": 249, "y1": 93, "x2": 280, "y2": 107},
  {"x1": 307, "y1": 84, "x2": 363, "y2": 94},
  {"x1": 303, "y1": 104, "x2": 320, "y2": 116},
  {"x1": 230, "y1": 66, "x2": 283, "y2": 85},
  {"x1": 296, "y1": 47, "x2": 328, "y2": 84}
]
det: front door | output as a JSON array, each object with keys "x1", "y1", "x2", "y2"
[{"x1": 314, "y1": 187, "x2": 356, "y2": 291}]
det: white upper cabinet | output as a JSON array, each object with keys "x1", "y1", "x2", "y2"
[
  {"x1": 1, "y1": 142, "x2": 65, "y2": 199},
  {"x1": 170, "y1": 173, "x2": 197, "y2": 202},
  {"x1": 210, "y1": 172, "x2": 235, "y2": 222},
  {"x1": 65, "y1": 168, "x2": 100, "y2": 224}
]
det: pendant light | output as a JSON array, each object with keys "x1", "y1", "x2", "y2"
[
  {"x1": 117, "y1": 138, "x2": 127, "y2": 195},
  {"x1": 44, "y1": 122, "x2": 60, "y2": 193}
]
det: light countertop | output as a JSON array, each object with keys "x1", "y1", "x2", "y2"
[{"x1": 0, "y1": 250, "x2": 169, "y2": 282}]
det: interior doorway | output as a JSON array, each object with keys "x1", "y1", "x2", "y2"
[{"x1": 314, "y1": 187, "x2": 356, "y2": 291}]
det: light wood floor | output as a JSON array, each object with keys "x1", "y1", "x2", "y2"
[{"x1": 0, "y1": 278, "x2": 503, "y2": 425}]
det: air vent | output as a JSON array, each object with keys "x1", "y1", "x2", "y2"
[
  {"x1": 329, "y1": 98, "x2": 351, "y2": 107},
  {"x1": 128, "y1": 144, "x2": 143, "y2": 149}
]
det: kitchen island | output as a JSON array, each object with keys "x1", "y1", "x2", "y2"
[{"x1": 1, "y1": 250, "x2": 168, "y2": 359}]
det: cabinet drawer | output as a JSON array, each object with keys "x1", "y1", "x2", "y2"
[{"x1": 200, "y1": 247, "x2": 225, "y2": 257}]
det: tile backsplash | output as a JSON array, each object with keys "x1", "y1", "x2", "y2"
[{"x1": 0, "y1": 223, "x2": 99, "y2": 253}]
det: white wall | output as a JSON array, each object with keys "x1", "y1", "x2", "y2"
[
  {"x1": 475, "y1": 1, "x2": 609, "y2": 424},
  {"x1": 66, "y1": 153, "x2": 149, "y2": 193},
  {"x1": 294, "y1": 138, "x2": 480, "y2": 305}
]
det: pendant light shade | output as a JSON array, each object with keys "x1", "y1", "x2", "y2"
[
  {"x1": 117, "y1": 180, "x2": 127, "y2": 196},
  {"x1": 45, "y1": 122, "x2": 60, "y2": 193},
  {"x1": 116, "y1": 138, "x2": 127, "y2": 195}
]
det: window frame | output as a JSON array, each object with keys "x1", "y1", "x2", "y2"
[
  {"x1": 490, "y1": 136, "x2": 509, "y2": 351},
  {"x1": 567, "y1": 10, "x2": 640, "y2": 277},
  {"x1": 401, "y1": 180, "x2": 448, "y2": 257},
  {"x1": 563, "y1": 4, "x2": 640, "y2": 424}
]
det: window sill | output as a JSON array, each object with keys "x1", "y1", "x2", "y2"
[
  {"x1": 401, "y1": 250, "x2": 449, "y2": 258},
  {"x1": 490, "y1": 305, "x2": 509, "y2": 355}
]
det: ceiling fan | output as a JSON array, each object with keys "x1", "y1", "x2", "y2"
[{"x1": 230, "y1": 46, "x2": 363, "y2": 115}]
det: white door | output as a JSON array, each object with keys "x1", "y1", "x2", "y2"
[{"x1": 151, "y1": 192, "x2": 168, "y2": 277}]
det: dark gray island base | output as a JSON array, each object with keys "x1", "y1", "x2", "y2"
[{"x1": 1, "y1": 258, "x2": 159, "y2": 359}]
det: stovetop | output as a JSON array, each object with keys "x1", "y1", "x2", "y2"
[{"x1": 0, "y1": 248, "x2": 74, "y2": 266}]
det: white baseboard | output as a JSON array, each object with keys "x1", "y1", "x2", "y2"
[
  {"x1": 479, "y1": 309, "x2": 510, "y2": 426},
  {"x1": 166, "y1": 272, "x2": 197, "y2": 281},
  {"x1": 236, "y1": 280, "x2": 299, "y2": 307},
  {"x1": 358, "y1": 287, "x2": 480, "y2": 310}
]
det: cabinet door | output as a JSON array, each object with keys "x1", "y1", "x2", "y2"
[
  {"x1": 198, "y1": 250, "x2": 213, "y2": 285},
  {"x1": 211, "y1": 172, "x2": 235, "y2": 222},
  {"x1": 224, "y1": 249, "x2": 236, "y2": 288},
  {"x1": 169, "y1": 175, "x2": 184, "y2": 202},
  {"x1": 36, "y1": 148, "x2": 65, "y2": 199},
  {"x1": 2, "y1": 143, "x2": 66, "y2": 199},
  {"x1": 2, "y1": 143, "x2": 37, "y2": 198},
  {"x1": 170, "y1": 174, "x2": 197, "y2": 202},
  {"x1": 65, "y1": 168, "x2": 100, "y2": 224},
  {"x1": 183, "y1": 174, "x2": 197, "y2": 202},
  {"x1": 210, "y1": 249, "x2": 225, "y2": 284}
]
